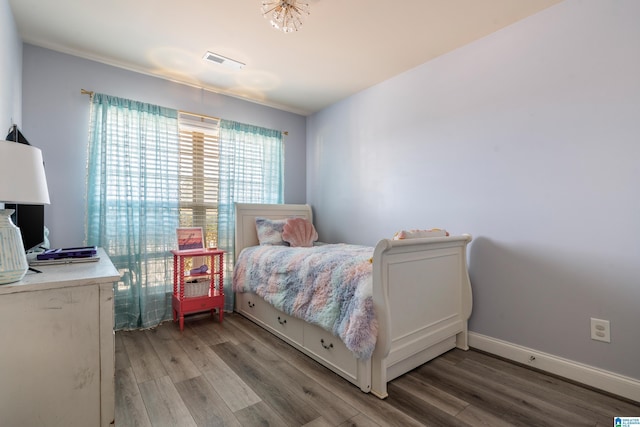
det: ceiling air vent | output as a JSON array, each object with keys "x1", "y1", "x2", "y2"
[{"x1": 202, "y1": 51, "x2": 245, "y2": 70}]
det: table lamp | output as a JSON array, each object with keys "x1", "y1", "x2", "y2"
[{"x1": 0, "y1": 139, "x2": 50, "y2": 284}]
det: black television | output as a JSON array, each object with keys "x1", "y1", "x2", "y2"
[{"x1": 6, "y1": 204, "x2": 45, "y2": 252}]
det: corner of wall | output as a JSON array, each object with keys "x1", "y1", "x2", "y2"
[{"x1": 0, "y1": 0, "x2": 22, "y2": 131}]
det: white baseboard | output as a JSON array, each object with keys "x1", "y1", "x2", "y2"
[{"x1": 469, "y1": 332, "x2": 640, "y2": 403}]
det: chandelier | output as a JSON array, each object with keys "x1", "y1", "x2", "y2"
[{"x1": 261, "y1": 0, "x2": 310, "y2": 33}]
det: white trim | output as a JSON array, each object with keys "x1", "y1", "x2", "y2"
[{"x1": 469, "y1": 332, "x2": 640, "y2": 403}]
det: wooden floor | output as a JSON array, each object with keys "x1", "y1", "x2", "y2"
[{"x1": 115, "y1": 312, "x2": 639, "y2": 427}]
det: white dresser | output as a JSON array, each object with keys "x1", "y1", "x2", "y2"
[{"x1": 0, "y1": 248, "x2": 119, "y2": 426}]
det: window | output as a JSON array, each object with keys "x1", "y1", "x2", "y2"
[
  {"x1": 87, "y1": 92, "x2": 284, "y2": 327},
  {"x1": 178, "y1": 112, "x2": 220, "y2": 249}
]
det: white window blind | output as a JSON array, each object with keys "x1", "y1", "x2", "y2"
[{"x1": 178, "y1": 111, "x2": 220, "y2": 248}]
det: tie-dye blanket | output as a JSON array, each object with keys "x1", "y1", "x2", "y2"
[{"x1": 233, "y1": 244, "x2": 378, "y2": 359}]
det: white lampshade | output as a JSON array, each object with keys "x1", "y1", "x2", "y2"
[
  {"x1": 0, "y1": 140, "x2": 50, "y2": 204},
  {"x1": 0, "y1": 139, "x2": 50, "y2": 284}
]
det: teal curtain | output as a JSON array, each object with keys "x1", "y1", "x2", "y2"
[
  {"x1": 218, "y1": 120, "x2": 284, "y2": 311},
  {"x1": 86, "y1": 93, "x2": 180, "y2": 329}
]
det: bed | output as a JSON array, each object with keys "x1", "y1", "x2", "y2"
[{"x1": 233, "y1": 203, "x2": 472, "y2": 398}]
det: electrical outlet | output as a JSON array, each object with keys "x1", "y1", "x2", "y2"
[{"x1": 590, "y1": 318, "x2": 610, "y2": 343}]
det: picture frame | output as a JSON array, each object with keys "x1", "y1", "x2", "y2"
[{"x1": 176, "y1": 227, "x2": 204, "y2": 251}]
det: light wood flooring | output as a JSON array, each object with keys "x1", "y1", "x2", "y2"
[{"x1": 115, "y1": 312, "x2": 639, "y2": 426}]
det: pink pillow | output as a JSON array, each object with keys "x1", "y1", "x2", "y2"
[
  {"x1": 282, "y1": 218, "x2": 318, "y2": 247},
  {"x1": 392, "y1": 229, "x2": 449, "y2": 240}
]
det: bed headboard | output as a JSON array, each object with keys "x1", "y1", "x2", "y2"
[{"x1": 234, "y1": 203, "x2": 313, "y2": 261}]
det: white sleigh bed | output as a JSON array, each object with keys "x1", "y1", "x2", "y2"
[{"x1": 233, "y1": 203, "x2": 472, "y2": 398}]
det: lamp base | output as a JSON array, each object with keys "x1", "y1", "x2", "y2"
[{"x1": 0, "y1": 209, "x2": 28, "y2": 284}]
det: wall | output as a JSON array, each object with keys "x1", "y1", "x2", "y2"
[
  {"x1": 0, "y1": 0, "x2": 21, "y2": 131},
  {"x1": 21, "y1": 45, "x2": 306, "y2": 248},
  {"x1": 307, "y1": 0, "x2": 640, "y2": 384}
]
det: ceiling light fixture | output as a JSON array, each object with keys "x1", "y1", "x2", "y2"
[
  {"x1": 261, "y1": 0, "x2": 310, "y2": 33},
  {"x1": 202, "y1": 51, "x2": 245, "y2": 70}
]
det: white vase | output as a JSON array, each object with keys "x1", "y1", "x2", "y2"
[{"x1": 0, "y1": 209, "x2": 28, "y2": 284}]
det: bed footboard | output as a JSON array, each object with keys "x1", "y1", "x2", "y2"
[{"x1": 370, "y1": 235, "x2": 472, "y2": 398}]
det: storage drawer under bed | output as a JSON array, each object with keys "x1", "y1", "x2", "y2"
[
  {"x1": 303, "y1": 322, "x2": 359, "y2": 380},
  {"x1": 236, "y1": 292, "x2": 303, "y2": 345},
  {"x1": 235, "y1": 291, "x2": 371, "y2": 392}
]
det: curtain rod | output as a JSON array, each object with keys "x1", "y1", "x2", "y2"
[
  {"x1": 80, "y1": 89, "x2": 288, "y2": 136},
  {"x1": 179, "y1": 109, "x2": 221, "y2": 122},
  {"x1": 179, "y1": 110, "x2": 289, "y2": 136}
]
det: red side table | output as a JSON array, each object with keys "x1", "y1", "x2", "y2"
[{"x1": 171, "y1": 248, "x2": 225, "y2": 331}]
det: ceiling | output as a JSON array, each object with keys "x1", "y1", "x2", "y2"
[{"x1": 9, "y1": 0, "x2": 562, "y2": 116}]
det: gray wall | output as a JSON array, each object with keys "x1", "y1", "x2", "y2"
[
  {"x1": 0, "y1": 0, "x2": 21, "y2": 131},
  {"x1": 307, "y1": 0, "x2": 640, "y2": 380},
  {"x1": 21, "y1": 45, "x2": 307, "y2": 248}
]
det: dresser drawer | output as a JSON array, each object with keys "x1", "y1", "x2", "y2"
[{"x1": 303, "y1": 322, "x2": 358, "y2": 379}]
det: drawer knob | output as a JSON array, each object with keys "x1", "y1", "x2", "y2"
[
  {"x1": 277, "y1": 316, "x2": 287, "y2": 325},
  {"x1": 320, "y1": 339, "x2": 333, "y2": 350},
  {"x1": 248, "y1": 301, "x2": 255, "y2": 308}
]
